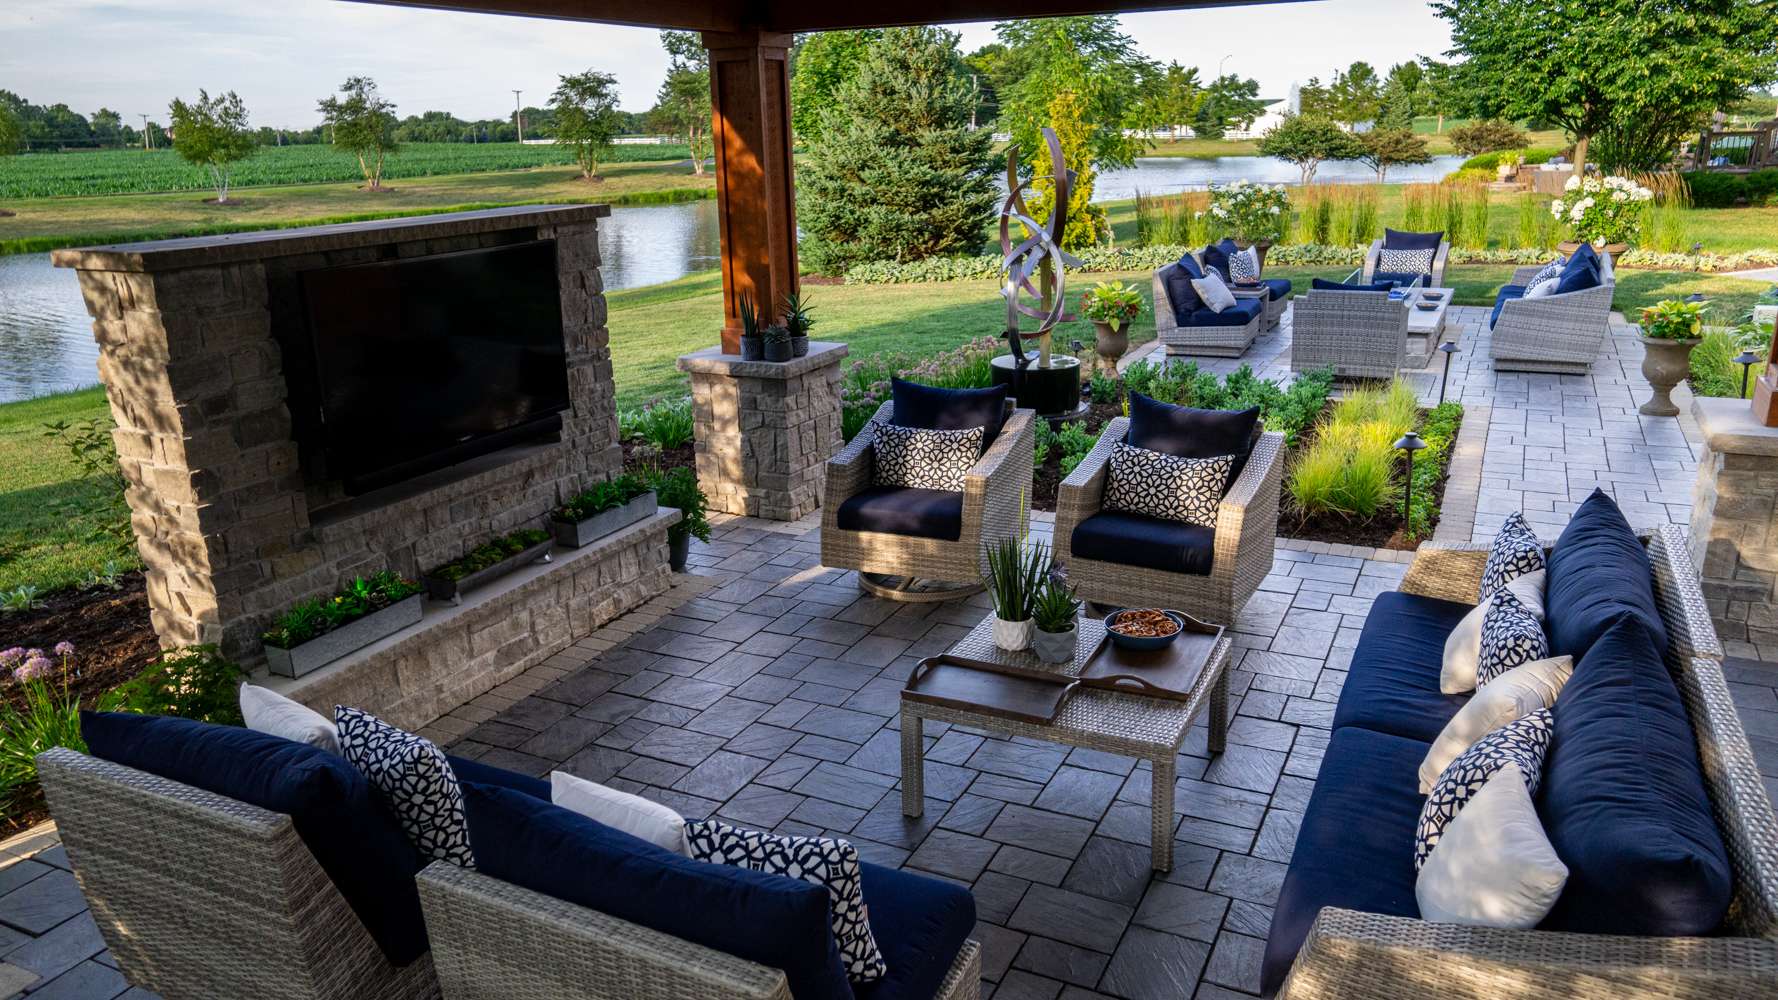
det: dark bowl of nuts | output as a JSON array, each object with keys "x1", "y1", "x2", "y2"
[{"x1": 1105, "y1": 608, "x2": 1186, "y2": 651}]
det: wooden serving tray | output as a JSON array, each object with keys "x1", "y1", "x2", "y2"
[
  {"x1": 1078, "y1": 613, "x2": 1223, "y2": 702},
  {"x1": 903, "y1": 655, "x2": 1080, "y2": 725}
]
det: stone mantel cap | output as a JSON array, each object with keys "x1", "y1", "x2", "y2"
[
  {"x1": 1694, "y1": 394, "x2": 1778, "y2": 457},
  {"x1": 50, "y1": 204, "x2": 612, "y2": 273},
  {"x1": 677, "y1": 341, "x2": 849, "y2": 378}
]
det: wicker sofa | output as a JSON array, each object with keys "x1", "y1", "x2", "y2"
[
  {"x1": 1152, "y1": 263, "x2": 1266, "y2": 357},
  {"x1": 1055, "y1": 416, "x2": 1283, "y2": 626},
  {"x1": 1289, "y1": 286, "x2": 1410, "y2": 380},
  {"x1": 822, "y1": 398, "x2": 1034, "y2": 599},
  {"x1": 1263, "y1": 519, "x2": 1778, "y2": 999},
  {"x1": 1489, "y1": 253, "x2": 1617, "y2": 374}
]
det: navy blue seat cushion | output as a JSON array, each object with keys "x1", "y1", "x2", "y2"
[
  {"x1": 1128, "y1": 391, "x2": 1260, "y2": 487},
  {"x1": 448, "y1": 754, "x2": 550, "y2": 800},
  {"x1": 1372, "y1": 270, "x2": 1428, "y2": 287},
  {"x1": 1160, "y1": 257, "x2": 1206, "y2": 322},
  {"x1": 890, "y1": 378, "x2": 1007, "y2": 449},
  {"x1": 1070, "y1": 510, "x2": 1215, "y2": 576},
  {"x1": 80, "y1": 712, "x2": 429, "y2": 965},
  {"x1": 1329, "y1": 591, "x2": 1474, "y2": 743},
  {"x1": 837, "y1": 485, "x2": 963, "y2": 541},
  {"x1": 1261, "y1": 726, "x2": 1427, "y2": 997},
  {"x1": 853, "y1": 861, "x2": 976, "y2": 1000},
  {"x1": 1261, "y1": 277, "x2": 1292, "y2": 300},
  {"x1": 1382, "y1": 228, "x2": 1443, "y2": 251},
  {"x1": 1490, "y1": 284, "x2": 1527, "y2": 328},
  {"x1": 1553, "y1": 258, "x2": 1601, "y2": 294},
  {"x1": 462, "y1": 781, "x2": 852, "y2": 1000},
  {"x1": 1310, "y1": 278, "x2": 1392, "y2": 293},
  {"x1": 1535, "y1": 614, "x2": 1733, "y2": 936},
  {"x1": 1188, "y1": 297, "x2": 1264, "y2": 327},
  {"x1": 1543, "y1": 488, "x2": 1667, "y2": 661}
]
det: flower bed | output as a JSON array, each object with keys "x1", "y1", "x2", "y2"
[{"x1": 840, "y1": 335, "x2": 1001, "y2": 441}]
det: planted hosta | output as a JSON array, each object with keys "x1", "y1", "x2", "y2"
[
  {"x1": 552, "y1": 474, "x2": 658, "y2": 548},
  {"x1": 423, "y1": 528, "x2": 553, "y2": 603},
  {"x1": 262, "y1": 571, "x2": 425, "y2": 678}
]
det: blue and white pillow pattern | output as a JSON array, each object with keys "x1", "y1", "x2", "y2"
[
  {"x1": 1479, "y1": 513, "x2": 1545, "y2": 602},
  {"x1": 685, "y1": 819, "x2": 887, "y2": 983},
  {"x1": 1524, "y1": 259, "x2": 1566, "y2": 298},
  {"x1": 1415, "y1": 709, "x2": 1554, "y2": 870},
  {"x1": 1378, "y1": 247, "x2": 1435, "y2": 278},
  {"x1": 1477, "y1": 589, "x2": 1550, "y2": 687},
  {"x1": 1228, "y1": 247, "x2": 1261, "y2": 284},
  {"x1": 336, "y1": 706, "x2": 474, "y2": 868}
]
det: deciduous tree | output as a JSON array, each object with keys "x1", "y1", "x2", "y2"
[
  {"x1": 995, "y1": 16, "x2": 1157, "y2": 170},
  {"x1": 1257, "y1": 113, "x2": 1364, "y2": 184},
  {"x1": 552, "y1": 70, "x2": 623, "y2": 181},
  {"x1": 1193, "y1": 74, "x2": 1266, "y2": 140},
  {"x1": 167, "y1": 89, "x2": 255, "y2": 203},
  {"x1": 649, "y1": 34, "x2": 713, "y2": 176},
  {"x1": 1447, "y1": 118, "x2": 1528, "y2": 157},
  {"x1": 318, "y1": 77, "x2": 399, "y2": 190},
  {"x1": 790, "y1": 30, "x2": 880, "y2": 140},
  {"x1": 1357, "y1": 127, "x2": 1431, "y2": 182},
  {"x1": 1327, "y1": 61, "x2": 1383, "y2": 128}
]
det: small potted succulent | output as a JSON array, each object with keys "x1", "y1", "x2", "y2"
[
  {"x1": 1080, "y1": 280, "x2": 1144, "y2": 369},
  {"x1": 262, "y1": 571, "x2": 425, "y2": 678},
  {"x1": 422, "y1": 527, "x2": 553, "y2": 604},
  {"x1": 783, "y1": 291, "x2": 814, "y2": 358},
  {"x1": 737, "y1": 294, "x2": 764, "y2": 361},
  {"x1": 551, "y1": 472, "x2": 657, "y2": 548},
  {"x1": 984, "y1": 536, "x2": 1048, "y2": 652},
  {"x1": 1637, "y1": 298, "x2": 1707, "y2": 417},
  {"x1": 650, "y1": 466, "x2": 711, "y2": 571},
  {"x1": 762, "y1": 323, "x2": 793, "y2": 363},
  {"x1": 1029, "y1": 569, "x2": 1081, "y2": 664}
]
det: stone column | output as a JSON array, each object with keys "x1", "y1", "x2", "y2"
[
  {"x1": 678, "y1": 342, "x2": 846, "y2": 520},
  {"x1": 1690, "y1": 396, "x2": 1778, "y2": 649}
]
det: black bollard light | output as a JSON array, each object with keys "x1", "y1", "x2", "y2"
[
  {"x1": 1737, "y1": 349, "x2": 1760, "y2": 399},
  {"x1": 1395, "y1": 431, "x2": 1426, "y2": 525},
  {"x1": 1437, "y1": 340, "x2": 1459, "y2": 405}
]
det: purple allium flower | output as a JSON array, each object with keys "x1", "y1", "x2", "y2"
[
  {"x1": 18, "y1": 655, "x2": 53, "y2": 682},
  {"x1": 53, "y1": 641, "x2": 74, "y2": 657},
  {"x1": 0, "y1": 647, "x2": 24, "y2": 668}
]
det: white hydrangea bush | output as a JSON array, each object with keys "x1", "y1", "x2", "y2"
[{"x1": 1550, "y1": 174, "x2": 1654, "y2": 247}]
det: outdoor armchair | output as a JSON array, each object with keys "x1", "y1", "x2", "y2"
[
  {"x1": 1363, "y1": 229, "x2": 1450, "y2": 288},
  {"x1": 1290, "y1": 286, "x2": 1410, "y2": 380},
  {"x1": 1054, "y1": 416, "x2": 1283, "y2": 626},
  {"x1": 1489, "y1": 259, "x2": 1617, "y2": 374},
  {"x1": 822, "y1": 397, "x2": 1034, "y2": 601}
]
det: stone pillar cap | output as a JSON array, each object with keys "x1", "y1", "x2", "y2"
[
  {"x1": 677, "y1": 341, "x2": 848, "y2": 378},
  {"x1": 1694, "y1": 395, "x2": 1778, "y2": 457}
]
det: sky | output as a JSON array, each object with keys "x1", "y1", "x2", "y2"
[{"x1": 0, "y1": 0, "x2": 1455, "y2": 124}]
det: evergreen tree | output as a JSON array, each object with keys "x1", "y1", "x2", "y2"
[
  {"x1": 1024, "y1": 90, "x2": 1109, "y2": 250},
  {"x1": 798, "y1": 27, "x2": 998, "y2": 276}
]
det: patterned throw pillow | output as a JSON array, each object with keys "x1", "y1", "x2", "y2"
[
  {"x1": 1378, "y1": 247, "x2": 1435, "y2": 277},
  {"x1": 1103, "y1": 443, "x2": 1232, "y2": 528},
  {"x1": 871, "y1": 421, "x2": 983, "y2": 493},
  {"x1": 1415, "y1": 709, "x2": 1554, "y2": 870},
  {"x1": 1479, "y1": 512, "x2": 1545, "y2": 602},
  {"x1": 685, "y1": 819, "x2": 887, "y2": 983},
  {"x1": 1478, "y1": 589, "x2": 1550, "y2": 687},
  {"x1": 1228, "y1": 246, "x2": 1261, "y2": 283},
  {"x1": 335, "y1": 706, "x2": 474, "y2": 867},
  {"x1": 1524, "y1": 259, "x2": 1565, "y2": 298}
]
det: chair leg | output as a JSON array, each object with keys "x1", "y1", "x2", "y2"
[
  {"x1": 1209, "y1": 669, "x2": 1230, "y2": 755},
  {"x1": 1150, "y1": 753, "x2": 1176, "y2": 872}
]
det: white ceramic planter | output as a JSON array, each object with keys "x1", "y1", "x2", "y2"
[{"x1": 993, "y1": 616, "x2": 1034, "y2": 652}]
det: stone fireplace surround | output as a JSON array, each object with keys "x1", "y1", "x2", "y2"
[{"x1": 54, "y1": 205, "x2": 674, "y2": 727}]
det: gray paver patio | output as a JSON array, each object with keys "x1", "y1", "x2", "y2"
[{"x1": 7, "y1": 302, "x2": 1778, "y2": 1000}]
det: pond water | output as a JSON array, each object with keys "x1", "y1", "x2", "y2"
[{"x1": 0, "y1": 156, "x2": 1465, "y2": 403}]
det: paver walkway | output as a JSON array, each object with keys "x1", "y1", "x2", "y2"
[{"x1": 6, "y1": 303, "x2": 1777, "y2": 1000}]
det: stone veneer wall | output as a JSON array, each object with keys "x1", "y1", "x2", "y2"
[
  {"x1": 52, "y1": 206, "x2": 638, "y2": 670},
  {"x1": 1690, "y1": 396, "x2": 1778, "y2": 648}
]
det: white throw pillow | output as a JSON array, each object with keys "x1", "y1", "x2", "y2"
[
  {"x1": 1421, "y1": 654, "x2": 1572, "y2": 793},
  {"x1": 241, "y1": 683, "x2": 339, "y2": 754},
  {"x1": 1191, "y1": 270, "x2": 1237, "y2": 313},
  {"x1": 1441, "y1": 569, "x2": 1546, "y2": 695},
  {"x1": 1416, "y1": 763, "x2": 1569, "y2": 928},
  {"x1": 550, "y1": 771, "x2": 689, "y2": 856}
]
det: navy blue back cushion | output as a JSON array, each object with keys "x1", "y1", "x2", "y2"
[
  {"x1": 1535, "y1": 614, "x2": 1733, "y2": 935},
  {"x1": 853, "y1": 862, "x2": 976, "y2": 1000},
  {"x1": 462, "y1": 782, "x2": 852, "y2": 1000},
  {"x1": 1127, "y1": 392, "x2": 1259, "y2": 487},
  {"x1": 1161, "y1": 258, "x2": 1204, "y2": 320},
  {"x1": 1310, "y1": 277, "x2": 1393, "y2": 292},
  {"x1": 448, "y1": 754, "x2": 550, "y2": 800},
  {"x1": 1566, "y1": 241, "x2": 1600, "y2": 272},
  {"x1": 1544, "y1": 488, "x2": 1667, "y2": 661},
  {"x1": 1202, "y1": 238, "x2": 1239, "y2": 281},
  {"x1": 1382, "y1": 228, "x2": 1443, "y2": 251},
  {"x1": 1553, "y1": 258, "x2": 1601, "y2": 294},
  {"x1": 80, "y1": 712, "x2": 428, "y2": 965},
  {"x1": 890, "y1": 377, "x2": 1007, "y2": 449}
]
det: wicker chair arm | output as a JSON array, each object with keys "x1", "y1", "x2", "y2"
[
  {"x1": 1278, "y1": 908, "x2": 1778, "y2": 1000},
  {"x1": 824, "y1": 401, "x2": 890, "y2": 510},
  {"x1": 1399, "y1": 541, "x2": 1491, "y2": 605},
  {"x1": 1054, "y1": 417, "x2": 1126, "y2": 563},
  {"x1": 1360, "y1": 239, "x2": 1384, "y2": 282},
  {"x1": 1430, "y1": 242, "x2": 1451, "y2": 286},
  {"x1": 961, "y1": 408, "x2": 1036, "y2": 537},
  {"x1": 1152, "y1": 270, "x2": 1179, "y2": 337},
  {"x1": 417, "y1": 863, "x2": 791, "y2": 1000},
  {"x1": 1510, "y1": 264, "x2": 1549, "y2": 285},
  {"x1": 1212, "y1": 432, "x2": 1284, "y2": 586}
]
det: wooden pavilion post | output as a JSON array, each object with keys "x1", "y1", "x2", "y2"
[{"x1": 703, "y1": 28, "x2": 798, "y2": 354}]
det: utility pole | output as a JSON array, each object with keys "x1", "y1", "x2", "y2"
[
  {"x1": 138, "y1": 114, "x2": 152, "y2": 150},
  {"x1": 969, "y1": 74, "x2": 979, "y2": 130},
  {"x1": 512, "y1": 90, "x2": 524, "y2": 143}
]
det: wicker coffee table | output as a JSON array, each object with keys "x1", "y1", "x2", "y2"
[{"x1": 900, "y1": 614, "x2": 1232, "y2": 872}]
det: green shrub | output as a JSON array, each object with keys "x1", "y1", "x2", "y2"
[
  {"x1": 1121, "y1": 360, "x2": 1332, "y2": 447},
  {"x1": 1691, "y1": 324, "x2": 1770, "y2": 399},
  {"x1": 111, "y1": 645, "x2": 245, "y2": 725},
  {"x1": 840, "y1": 336, "x2": 1002, "y2": 441},
  {"x1": 1054, "y1": 422, "x2": 1097, "y2": 477},
  {"x1": 619, "y1": 397, "x2": 694, "y2": 450},
  {"x1": 262, "y1": 570, "x2": 425, "y2": 649},
  {"x1": 649, "y1": 466, "x2": 711, "y2": 545},
  {"x1": 557, "y1": 473, "x2": 652, "y2": 522},
  {"x1": 0, "y1": 646, "x2": 85, "y2": 821},
  {"x1": 1682, "y1": 169, "x2": 1778, "y2": 208},
  {"x1": 1406, "y1": 402, "x2": 1463, "y2": 540},
  {"x1": 1459, "y1": 147, "x2": 1559, "y2": 171}
]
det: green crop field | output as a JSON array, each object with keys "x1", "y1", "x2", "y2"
[{"x1": 0, "y1": 142, "x2": 694, "y2": 199}]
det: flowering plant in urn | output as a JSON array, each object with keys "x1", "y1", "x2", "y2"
[
  {"x1": 1205, "y1": 179, "x2": 1289, "y2": 245},
  {"x1": 1550, "y1": 175, "x2": 1653, "y2": 248}
]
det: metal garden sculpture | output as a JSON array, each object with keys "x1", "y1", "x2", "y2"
[{"x1": 998, "y1": 127, "x2": 1082, "y2": 371}]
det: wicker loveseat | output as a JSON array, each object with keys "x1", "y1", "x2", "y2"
[
  {"x1": 1055, "y1": 415, "x2": 1283, "y2": 627},
  {"x1": 1489, "y1": 252, "x2": 1617, "y2": 374},
  {"x1": 1263, "y1": 515, "x2": 1778, "y2": 999}
]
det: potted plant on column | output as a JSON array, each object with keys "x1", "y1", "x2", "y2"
[
  {"x1": 762, "y1": 322, "x2": 793, "y2": 363},
  {"x1": 1637, "y1": 298, "x2": 1708, "y2": 416},
  {"x1": 783, "y1": 291, "x2": 814, "y2": 358},
  {"x1": 984, "y1": 537, "x2": 1047, "y2": 652},
  {"x1": 738, "y1": 294, "x2": 764, "y2": 361},
  {"x1": 1029, "y1": 570, "x2": 1081, "y2": 664},
  {"x1": 1080, "y1": 280, "x2": 1143, "y2": 372},
  {"x1": 649, "y1": 466, "x2": 710, "y2": 571}
]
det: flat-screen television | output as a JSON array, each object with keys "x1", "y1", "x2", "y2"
[{"x1": 299, "y1": 240, "x2": 570, "y2": 494}]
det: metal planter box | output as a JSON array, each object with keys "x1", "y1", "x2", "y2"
[
  {"x1": 550, "y1": 491, "x2": 657, "y2": 549},
  {"x1": 423, "y1": 537, "x2": 555, "y2": 604},
  {"x1": 264, "y1": 593, "x2": 424, "y2": 679}
]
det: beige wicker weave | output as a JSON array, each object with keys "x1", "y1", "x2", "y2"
[
  {"x1": 1152, "y1": 266, "x2": 1264, "y2": 357},
  {"x1": 1275, "y1": 524, "x2": 1778, "y2": 1000},
  {"x1": 901, "y1": 615, "x2": 1232, "y2": 872},
  {"x1": 1054, "y1": 418, "x2": 1283, "y2": 627},
  {"x1": 821, "y1": 399, "x2": 1034, "y2": 601},
  {"x1": 416, "y1": 862, "x2": 982, "y2": 1000},
  {"x1": 1489, "y1": 259, "x2": 1616, "y2": 375},
  {"x1": 1363, "y1": 237, "x2": 1450, "y2": 288},
  {"x1": 1289, "y1": 288, "x2": 1411, "y2": 380},
  {"x1": 34, "y1": 747, "x2": 441, "y2": 1000}
]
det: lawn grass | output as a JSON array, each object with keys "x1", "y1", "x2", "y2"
[
  {"x1": 0, "y1": 160, "x2": 716, "y2": 254},
  {"x1": 0, "y1": 387, "x2": 130, "y2": 594}
]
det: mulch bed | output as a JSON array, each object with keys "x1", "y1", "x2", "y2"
[
  {"x1": 622, "y1": 439, "x2": 694, "y2": 476},
  {"x1": 1031, "y1": 400, "x2": 1123, "y2": 513}
]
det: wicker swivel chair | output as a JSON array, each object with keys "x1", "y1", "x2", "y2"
[
  {"x1": 1054, "y1": 417, "x2": 1283, "y2": 627},
  {"x1": 822, "y1": 397, "x2": 1035, "y2": 601},
  {"x1": 1489, "y1": 251, "x2": 1617, "y2": 374}
]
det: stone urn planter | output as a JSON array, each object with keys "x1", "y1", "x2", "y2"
[
  {"x1": 1558, "y1": 240, "x2": 1630, "y2": 259},
  {"x1": 1639, "y1": 335, "x2": 1702, "y2": 416},
  {"x1": 1091, "y1": 320, "x2": 1128, "y2": 370}
]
